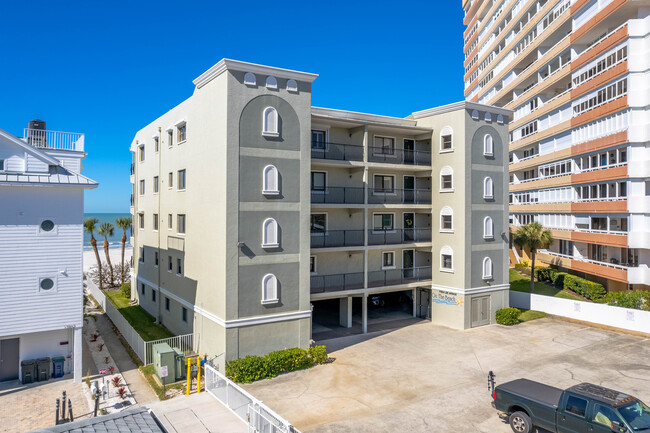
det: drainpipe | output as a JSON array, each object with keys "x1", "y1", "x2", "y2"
[{"x1": 157, "y1": 127, "x2": 162, "y2": 324}]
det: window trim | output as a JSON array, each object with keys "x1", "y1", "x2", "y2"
[
  {"x1": 440, "y1": 166, "x2": 454, "y2": 192},
  {"x1": 483, "y1": 134, "x2": 494, "y2": 156},
  {"x1": 440, "y1": 245, "x2": 454, "y2": 273},
  {"x1": 139, "y1": 179, "x2": 145, "y2": 196},
  {"x1": 153, "y1": 213, "x2": 159, "y2": 232},
  {"x1": 176, "y1": 258, "x2": 183, "y2": 276},
  {"x1": 440, "y1": 207, "x2": 453, "y2": 233},
  {"x1": 381, "y1": 251, "x2": 396, "y2": 270},
  {"x1": 38, "y1": 219, "x2": 57, "y2": 236},
  {"x1": 177, "y1": 214, "x2": 186, "y2": 235},
  {"x1": 176, "y1": 122, "x2": 187, "y2": 144},
  {"x1": 138, "y1": 212, "x2": 145, "y2": 230},
  {"x1": 440, "y1": 126, "x2": 454, "y2": 153},
  {"x1": 372, "y1": 212, "x2": 396, "y2": 233},
  {"x1": 373, "y1": 173, "x2": 396, "y2": 195},
  {"x1": 261, "y1": 273, "x2": 279, "y2": 304},
  {"x1": 311, "y1": 128, "x2": 329, "y2": 151},
  {"x1": 263, "y1": 165, "x2": 280, "y2": 195},
  {"x1": 310, "y1": 170, "x2": 327, "y2": 194},
  {"x1": 262, "y1": 217, "x2": 279, "y2": 248},
  {"x1": 38, "y1": 276, "x2": 57, "y2": 293},
  {"x1": 177, "y1": 169, "x2": 187, "y2": 191},
  {"x1": 372, "y1": 135, "x2": 397, "y2": 157},
  {"x1": 262, "y1": 107, "x2": 279, "y2": 137},
  {"x1": 153, "y1": 176, "x2": 159, "y2": 194},
  {"x1": 484, "y1": 176, "x2": 494, "y2": 199},
  {"x1": 310, "y1": 212, "x2": 328, "y2": 235},
  {"x1": 168, "y1": 172, "x2": 173, "y2": 189},
  {"x1": 310, "y1": 256, "x2": 317, "y2": 275},
  {"x1": 138, "y1": 144, "x2": 145, "y2": 162},
  {"x1": 483, "y1": 216, "x2": 494, "y2": 239},
  {"x1": 482, "y1": 257, "x2": 493, "y2": 280}
]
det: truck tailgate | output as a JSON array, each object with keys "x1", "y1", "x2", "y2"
[{"x1": 497, "y1": 379, "x2": 563, "y2": 431}]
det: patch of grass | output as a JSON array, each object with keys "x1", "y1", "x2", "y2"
[
  {"x1": 139, "y1": 365, "x2": 184, "y2": 400},
  {"x1": 518, "y1": 309, "x2": 547, "y2": 322},
  {"x1": 104, "y1": 290, "x2": 173, "y2": 341},
  {"x1": 509, "y1": 269, "x2": 582, "y2": 300}
]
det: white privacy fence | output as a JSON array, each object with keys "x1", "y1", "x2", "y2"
[
  {"x1": 86, "y1": 278, "x2": 196, "y2": 365},
  {"x1": 204, "y1": 364, "x2": 300, "y2": 433},
  {"x1": 510, "y1": 291, "x2": 650, "y2": 334}
]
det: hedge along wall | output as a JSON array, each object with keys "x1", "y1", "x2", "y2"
[{"x1": 533, "y1": 266, "x2": 606, "y2": 302}]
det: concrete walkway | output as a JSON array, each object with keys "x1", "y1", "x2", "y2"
[{"x1": 148, "y1": 392, "x2": 247, "y2": 433}]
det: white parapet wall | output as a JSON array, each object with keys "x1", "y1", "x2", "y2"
[{"x1": 510, "y1": 291, "x2": 650, "y2": 334}]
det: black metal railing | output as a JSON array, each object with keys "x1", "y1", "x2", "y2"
[
  {"x1": 310, "y1": 187, "x2": 364, "y2": 204},
  {"x1": 367, "y1": 228, "x2": 432, "y2": 245},
  {"x1": 368, "y1": 148, "x2": 431, "y2": 166},
  {"x1": 130, "y1": 163, "x2": 134, "y2": 175},
  {"x1": 367, "y1": 266, "x2": 432, "y2": 288},
  {"x1": 310, "y1": 272, "x2": 364, "y2": 294},
  {"x1": 311, "y1": 142, "x2": 363, "y2": 161},
  {"x1": 310, "y1": 230, "x2": 364, "y2": 248},
  {"x1": 368, "y1": 188, "x2": 432, "y2": 205}
]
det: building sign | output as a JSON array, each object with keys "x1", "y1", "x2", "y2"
[
  {"x1": 160, "y1": 366, "x2": 168, "y2": 378},
  {"x1": 432, "y1": 290, "x2": 463, "y2": 306},
  {"x1": 99, "y1": 368, "x2": 107, "y2": 375}
]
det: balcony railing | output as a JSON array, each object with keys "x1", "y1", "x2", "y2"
[
  {"x1": 130, "y1": 163, "x2": 135, "y2": 175},
  {"x1": 540, "y1": 250, "x2": 635, "y2": 270},
  {"x1": 310, "y1": 230, "x2": 364, "y2": 248},
  {"x1": 368, "y1": 266, "x2": 432, "y2": 288},
  {"x1": 368, "y1": 188, "x2": 432, "y2": 205},
  {"x1": 310, "y1": 272, "x2": 364, "y2": 293},
  {"x1": 23, "y1": 128, "x2": 84, "y2": 152},
  {"x1": 311, "y1": 187, "x2": 364, "y2": 204},
  {"x1": 368, "y1": 229, "x2": 432, "y2": 245},
  {"x1": 311, "y1": 142, "x2": 363, "y2": 162},
  {"x1": 368, "y1": 148, "x2": 431, "y2": 166}
]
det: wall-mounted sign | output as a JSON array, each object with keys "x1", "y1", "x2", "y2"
[{"x1": 432, "y1": 290, "x2": 463, "y2": 306}]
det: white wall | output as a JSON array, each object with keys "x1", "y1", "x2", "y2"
[{"x1": 510, "y1": 291, "x2": 650, "y2": 334}]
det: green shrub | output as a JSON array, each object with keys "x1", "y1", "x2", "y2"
[
  {"x1": 606, "y1": 290, "x2": 650, "y2": 311},
  {"x1": 225, "y1": 346, "x2": 328, "y2": 384},
  {"x1": 121, "y1": 282, "x2": 131, "y2": 298},
  {"x1": 514, "y1": 260, "x2": 529, "y2": 269},
  {"x1": 552, "y1": 272, "x2": 568, "y2": 287},
  {"x1": 534, "y1": 266, "x2": 552, "y2": 282},
  {"x1": 563, "y1": 274, "x2": 606, "y2": 302},
  {"x1": 496, "y1": 307, "x2": 521, "y2": 326}
]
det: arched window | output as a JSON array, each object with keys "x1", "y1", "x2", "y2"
[
  {"x1": 484, "y1": 176, "x2": 494, "y2": 199},
  {"x1": 261, "y1": 274, "x2": 278, "y2": 304},
  {"x1": 440, "y1": 206, "x2": 453, "y2": 232},
  {"x1": 244, "y1": 72, "x2": 256, "y2": 86},
  {"x1": 482, "y1": 257, "x2": 493, "y2": 280},
  {"x1": 485, "y1": 112, "x2": 492, "y2": 122},
  {"x1": 440, "y1": 166, "x2": 453, "y2": 191},
  {"x1": 440, "y1": 246, "x2": 453, "y2": 271},
  {"x1": 440, "y1": 126, "x2": 453, "y2": 152},
  {"x1": 484, "y1": 134, "x2": 494, "y2": 156},
  {"x1": 471, "y1": 109, "x2": 479, "y2": 120},
  {"x1": 262, "y1": 107, "x2": 279, "y2": 137},
  {"x1": 262, "y1": 165, "x2": 279, "y2": 195},
  {"x1": 497, "y1": 114, "x2": 504, "y2": 124},
  {"x1": 265, "y1": 76, "x2": 278, "y2": 89},
  {"x1": 483, "y1": 216, "x2": 494, "y2": 239},
  {"x1": 286, "y1": 79, "x2": 298, "y2": 92},
  {"x1": 262, "y1": 218, "x2": 279, "y2": 248}
]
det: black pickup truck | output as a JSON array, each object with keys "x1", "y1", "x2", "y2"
[{"x1": 490, "y1": 375, "x2": 650, "y2": 433}]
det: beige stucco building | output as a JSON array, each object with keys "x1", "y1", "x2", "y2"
[{"x1": 130, "y1": 59, "x2": 512, "y2": 367}]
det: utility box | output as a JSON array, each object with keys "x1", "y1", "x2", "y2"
[
  {"x1": 153, "y1": 343, "x2": 176, "y2": 385},
  {"x1": 21, "y1": 360, "x2": 36, "y2": 384},
  {"x1": 36, "y1": 357, "x2": 51, "y2": 381}
]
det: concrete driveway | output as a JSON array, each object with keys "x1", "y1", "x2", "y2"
[{"x1": 244, "y1": 317, "x2": 650, "y2": 433}]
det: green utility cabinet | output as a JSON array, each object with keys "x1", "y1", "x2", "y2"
[{"x1": 153, "y1": 343, "x2": 185, "y2": 385}]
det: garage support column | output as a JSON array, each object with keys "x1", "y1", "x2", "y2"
[
  {"x1": 339, "y1": 297, "x2": 353, "y2": 328},
  {"x1": 73, "y1": 326, "x2": 82, "y2": 383},
  {"x1": 362, "y1": 293, "x2": 368, "y2": 334},
  {"x1": 412, "y1": 289, "x2": 417, "y2": 318}
]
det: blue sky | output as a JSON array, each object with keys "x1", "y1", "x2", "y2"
[{"x1": 1, "y1": 1, "x2": 465, "y2": 212}]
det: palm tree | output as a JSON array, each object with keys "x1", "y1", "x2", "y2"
[
  {"x1": 115, "y1": 216, "x2": 132, "y2": 285},
  {"x1": 513, "y1": 222, "x2": 554, "y2": 294},
  {"x1": 98, "y1": 222, "x2": 115, "y2": 287},
  {"x1": 84, "y1": 218, "x2": 103, "y2": 289}
]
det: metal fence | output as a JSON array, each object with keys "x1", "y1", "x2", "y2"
[
  {"x1": 86, "y1": 278, "x2": 196, "y2": 365},
  {"x1": 204, "y1": 364, "x2": 300, "y2": 433}
]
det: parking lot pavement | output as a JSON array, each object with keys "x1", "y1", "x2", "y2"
[{"x1": 243, "y1": 317, "x2": 650, "y2": 433}]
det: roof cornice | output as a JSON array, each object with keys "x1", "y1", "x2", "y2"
[
  {"x1": 410, "y1": 101, "x2": 512, "y2": 119},
  {"x1": 311, "y1": 106, "x2": 432, "y2": 131},
  {"x1": 193, "y1": 58, "x2": 318, "y2": 89}
]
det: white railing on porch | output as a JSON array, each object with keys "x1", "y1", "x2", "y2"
[{"x1": 23, "y1": 128, "x2": 84, "y2": 151}]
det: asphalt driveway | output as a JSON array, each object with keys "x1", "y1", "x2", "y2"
[{"x1": 244, "y1": 317, "x2": 650, "y2": 433}]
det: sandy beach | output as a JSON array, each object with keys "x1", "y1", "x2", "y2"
[{"x1": 83, "y1": 246, "x2": 133, "y2": 273}]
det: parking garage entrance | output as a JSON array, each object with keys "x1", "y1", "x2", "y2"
[{"x1": 311, "y1": 288, "x2": 431, "y2": 341}]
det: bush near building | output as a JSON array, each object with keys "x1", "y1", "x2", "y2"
[
  {"x1": 496, "y1": 308, "x2": 521, "y2": 326},
  {"x1": 121, "y1": 282, "x2": 131, "y2": 298},
  {"x1": 533, "y1": 267, "x2": 606, "y2": 302},
  {"x1": 226, "y1": 346, "x2": 328, "y2": 383},
  {"x1": 606, "y1": 291, "x2": 650, "y2": 311}
]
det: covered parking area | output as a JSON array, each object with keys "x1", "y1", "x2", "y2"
[{"x1": 310, "y1": 285, "x2": 431, "y2": 341}]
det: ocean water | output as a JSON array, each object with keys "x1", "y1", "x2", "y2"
[{"x1": 83, "y1": 213, "x2": 132, "y2": 250}]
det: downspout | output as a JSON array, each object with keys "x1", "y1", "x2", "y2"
[{"x1": 157, "y1": 127, "x2": 162, "y2": 324}]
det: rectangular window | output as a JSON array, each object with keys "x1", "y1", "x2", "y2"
[
  {"x1": 165, "y1": 297, "x2": 170, "y2": 311},
  {"x1": 442, "y1": 215, "x2": 452, "y2": 230},
  {"x1": 0, "y1": 159, "x2": 4, "y2": 171},
  {"x1": 441, "y1": 135, "x2": 452, "y2": 150},
  {"x1": 168, "y1": 214, "x2": 173, "y2": 230},
  {"x1": 152, "y1": 289, "x2": 156, "y2": 302},
  {"x1": 154, "y1": 251, "x2": 159, "y2": 267},
  {"x1": 178, "y1": 169, "x2": 186, "y2": 190},
  {"x1": 139, "y1": 246, "x2": 144, "y2": 263},
  {"x1": 382, "y1": 251, "x2": 395, "y2": 269},
  {"x1": 138, "y1": 145, "x2": 145, "y2": 162},
  {"x1": 442, "y1": 254, "x2": 452, "y2": 269},
  {"x1": 177, "y1": 258, "x2": 182, "y2": 275},
  {"x1": 182, "y1": 307, "x2": 187, "y2": 323},
  {"x1": 153, "y1": 176, "x2": 159, "y2": 193},
  {"x1": 565, "y1": 396, "x2": 587, "y2": 418},
  {"x1": 311, "y1": 130, "x2": 326, "y2": 150},
  {"x1": 178, "y1": 124, "x2": 187, "y2": 142},
  {"x1": 374, "y1": 175, "x2": 395, "y2": 193},
  {"x1": 373, "y1": 214, "x2": 394, "y2": 231},
  {"x1": 168, "y1": 129, "x2": 173, "y2": 147},
  {"x1": 141, "y1": 283, "x2": 145, "y2": 295},
  {"x1": 310, "y1": 214, "x2": 327, "y2": 233},
  {"x1": 154, "y1": 136, "x2": 159, "y2": 152},
  {"x1": 139, "y1": 179, "x2": 145, "y2": 195},
  {"x1": 177, "y1": 214, "x2": 186, "y2": 234},
  {"x1": 168, "y1": 172, "x2": 173, "y2": 188},
  {"x1": 373, "y1": 136, "x2": 395, "y2": 155},
  {"x1": 153, "y1": 214, "x2": 159, "y2": 231},
  {"x1": 441, "y1": 175, "x2": 453, "y2": 190},
  {"x1": 311, "y1": 172, "x2": 326, "y2": 191},
  {"x1": 310, "y1": 256, "x2": 317, "y2": 273},
  {"x1": 168, "y1": 256, "x2": 173, "y2": 272},
  {"x1": 139, "y1": 213, "x2": 144, "y2": 229}
]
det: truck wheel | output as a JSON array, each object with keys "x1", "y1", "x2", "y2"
[{"x1": 509, "y1": 411, "x2": 532, "y2": 433}]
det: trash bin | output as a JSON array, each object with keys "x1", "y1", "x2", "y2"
[
  {"x1": 52, "y1": 357, "x2": 65, "y2": 378},
  {"x1": 36, "y1": 357, "x2": 51, "y2": 381},
  {"x1": 21, "y1": 360, "x2": 36, "y2": 384}
]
